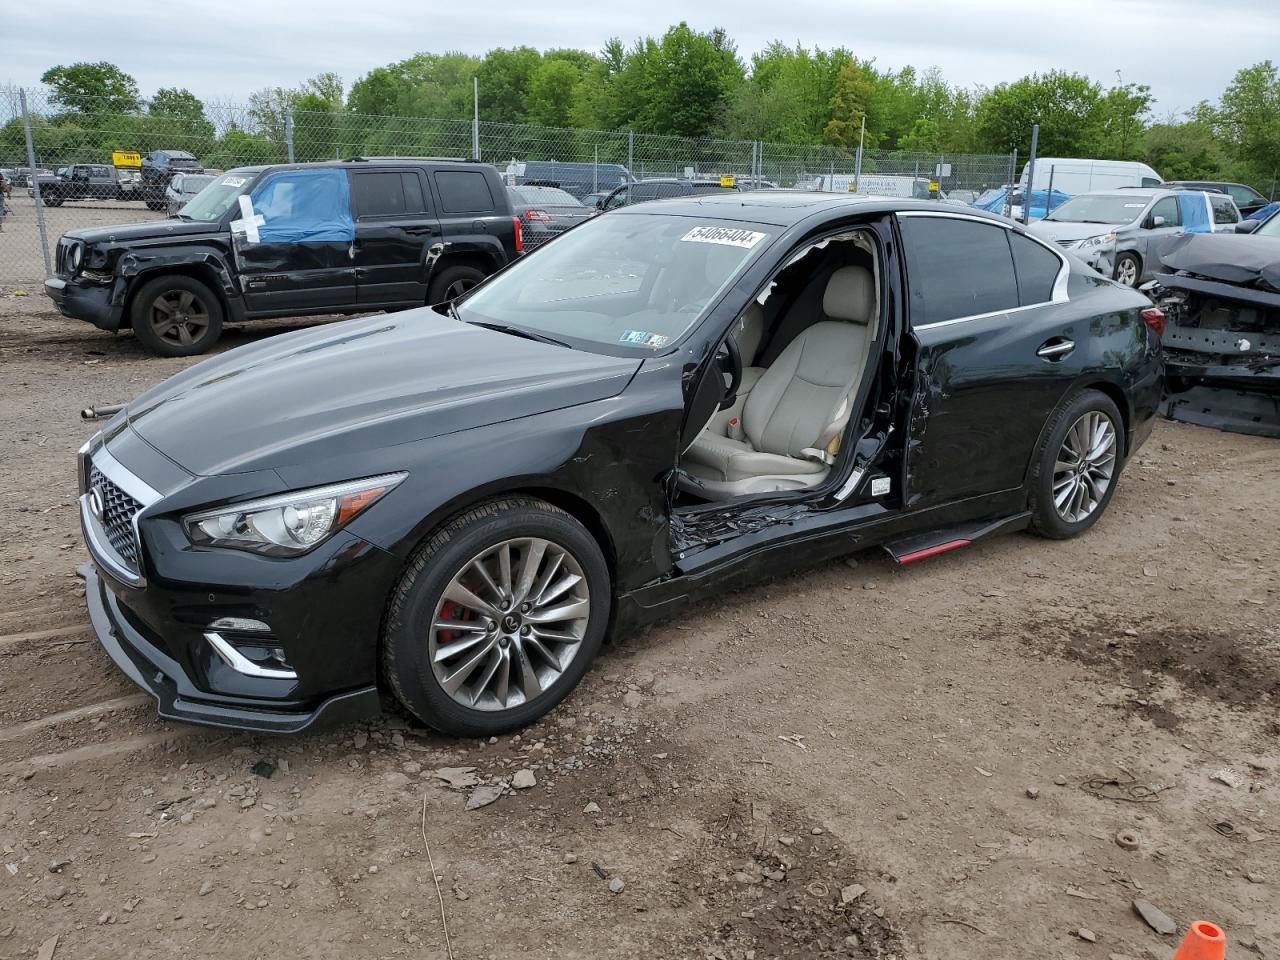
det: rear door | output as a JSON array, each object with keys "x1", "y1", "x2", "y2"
[
  {"x1": 898, "y1": 212, "x2": 1084, "y2": 506},
  {"x1": 234, "y1": 167, "x2": 357, "y2": 315},
  {"x1": 350, "y1": 168, "x2": 438, "y2": 308}
]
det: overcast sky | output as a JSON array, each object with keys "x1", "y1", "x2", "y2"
[{"x1": 6, "y1": 0, "x2": 1279, "y2": 117}]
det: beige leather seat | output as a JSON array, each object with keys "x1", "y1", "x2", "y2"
[
  {"x1": 730, "y1": 302, "x2": 767, "y2": 394},
  {"x1": 681, "y1": 266, "x2": 875, "y2": 499}
]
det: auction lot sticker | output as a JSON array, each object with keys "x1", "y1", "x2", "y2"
[{"x1": 681, "y1": 226, "x2": 767, "y2": 248}]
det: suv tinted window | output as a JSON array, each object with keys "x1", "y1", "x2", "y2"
[
  {"x1": 1210, "y1": 195, "x2": 1240, "y2": 224},
  {"x1": 1009, "y1": 232, "x2": 1062, "y2": 306},
  {"x1": 352, "y1": 171, "x2": 429, "y2": 218},
  {"x1": 1226, "y1": 184, "x2": 1262, "y2": 206},
  {"x1": 435, "y1": 171, "x2": 495, "y2": 214},
  {"x1": 900, "y1": 216, "x2": 1019, "y2": 325}
]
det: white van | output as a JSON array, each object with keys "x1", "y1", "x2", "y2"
[
  {"x1": 814, "y1": 174, "x2": 933, "y2": 198},
  {"x1": 1019, "y1": 159, "x2": 1162, "y2": 196}
]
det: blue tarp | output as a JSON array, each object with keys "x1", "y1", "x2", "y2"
[
  {"x1": 971, "y1": 187, "x2": 1072, "y2": 221},
  {"x1": 1244, "y1": 200, "x2": 1280, "y2": 223},
  {"x1": 248, "y1": 168, "x2": 354, "y2": 244},
  {"x1": 1176, "y1": 191, "x2": 1213, "y2": 234}
]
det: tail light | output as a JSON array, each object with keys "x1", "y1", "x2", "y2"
[
  {"x1": 1140, "y1": 307, "x2": 1166, "y2": 338},
  {"x1": 522, "y1": 208, "x2": 553, "y2": 223},
  {"x1": 512, "y1": 216, "x2": 523, "y2": 254}
]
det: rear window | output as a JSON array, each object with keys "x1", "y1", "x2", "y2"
[
  {"x1": 1210, "y1": 195, "x2": 1240, "y2": 224},
  {"x1": 435, "y1": 171, "x2": 495, "y2": 214},
  {"x1": 351, "y1": 171, "x2": 428, "y2": 218},
  {"x1": 511, "y1": 186, "x2": 583, "y2": 207},
  {"x1": 900, "y1": 216, "x2": 1020, "y2": 325}
]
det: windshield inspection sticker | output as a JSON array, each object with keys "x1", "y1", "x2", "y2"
[
  {"x1": 680, "y1": 226, "x2": 767, "y2": 249},
  {"x1": 620, "y1": 330, "x2": 669, "y2": 348},
  {"x1": 221, "y1": 176, "x2": 247, "y2": 188}
]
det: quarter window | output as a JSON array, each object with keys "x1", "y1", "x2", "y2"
[
  {"x1": 899, "y1": 217, "x2": 1020, "y2": 325},
  {"x1": 1008, "y1": 232, "x2": 1063, "y2": 306}
]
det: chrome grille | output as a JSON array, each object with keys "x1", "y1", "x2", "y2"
[{"x1": 88, "y1": 463, "x2": 142, "y2": 570}]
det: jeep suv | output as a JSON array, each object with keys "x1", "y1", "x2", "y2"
[
  {"x1": 45, "y1": 159, "x2": 522, "y2": 356},
  {"x1": 140, "y1": 149, "x2": 205, "y2": 210}
]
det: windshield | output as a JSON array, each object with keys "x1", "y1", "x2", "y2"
[
  {"x1": 458, "y1": 213, "x2": 775, "y2": 352},
  {"x1": 180, "y1": 175, "x2": 215, "y2": 195},
  {"x1": 178, "y1": 172, "x2": 256, "y2": 222},
  {"x1": 1046, "y1": 194, "x2": 1149, "y2": 224},
  {"x1": 1258, "y1": 212, "x2": 1280, "y2": 238}
]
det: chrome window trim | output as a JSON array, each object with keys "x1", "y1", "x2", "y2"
[{"x1": 897, "y1": 209, "x2": 1071, "y2": 330}]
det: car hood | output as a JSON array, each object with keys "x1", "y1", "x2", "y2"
[
  {"x1": 67, "y1": 220, "x2": 222, "y2": 245},
  {"x1": 125, "y1": 311, "x2": 642, "y2": 476},
  {"x1": 1029, "y1": 221, "x2": 1127, "y2": 242},
  {"x1": 1158, "y1": 232, "x2": 1280, "y2": 290}
]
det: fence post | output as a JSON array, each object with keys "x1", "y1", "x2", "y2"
[
  {"x1": 19, "y1": 88, "x2": 53, "y2": 280},
  {"x1": 627, "y1": 131, "x2": 633, "y2": 174},
  {"x1": 1004, "y1": 150, "x2": 1017, "y2": 218},
  {"x1": 1023, "y1": 124, "x2": 1039, "y2": 225},
  {"x1": 285, "y1": 110, "x2": 295, "y2": 163},
  {"x1": 471, "y1": 78, "x2": 480, "y2": 161}
]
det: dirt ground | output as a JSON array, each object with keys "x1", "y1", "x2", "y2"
[{"x1": 0, "y1": 293, "x2": 1277, "y2": 960}]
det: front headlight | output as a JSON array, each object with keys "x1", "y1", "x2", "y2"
[
  {"x1": 1078, "y1": 232, "x2": 1116, "y2": 250},
  {"x1": 67, "y1": 242, "x2": 84, "y2": 273},
  {"x1": 183, "y1": 473, "x2": 406, "y2": 556}
]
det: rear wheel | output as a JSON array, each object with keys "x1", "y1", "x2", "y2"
[
  {"x1": 1112, "y1": 252, "x2": 1140, "y2": 287},
  {"x1": 1029, "y1": 390, "x2": 1124, "y2": 539},
  {"x1": 382, "y1": 497, "x2": 610, "y2": 736},
  {"x1": 129, "y1": 275, "x2": 224, "y2": 356},
  {"x1": 427, "y1": 264, "x2": 486, "y2": 305}
]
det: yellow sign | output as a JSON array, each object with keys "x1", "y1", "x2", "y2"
[
  {"x1": 112, "y1": 151, "x2": 142, "y2": 169},
  {"x1": 928, "y1": 180, "x2": 940, "y2": 193},
  {"x1": 720, "y1": 175, "x2": 736, "y2": 188}
]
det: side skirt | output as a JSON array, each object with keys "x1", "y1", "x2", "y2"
[{"x1": 881, "y1": 512, "x2": 1031, "y2": 565}]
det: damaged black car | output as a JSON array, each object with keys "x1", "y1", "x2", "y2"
[
  {"x1": 1150, "y1": 218, "x2": 1280, "y2": 438},
  {"x1": 78, "y1": 194, "x2": 1162, "y2": 736}
]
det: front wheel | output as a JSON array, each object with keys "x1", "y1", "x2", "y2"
[
  {"x1": 1029, "y1": 390, "x2": 1124, "y2": 539},
  {"x1": 129, "y1": 275, "x2": 224, "y2": 356},
  {"x1": 1113, "y1": 252, "x2": 1140, "y2": 287},
  {"x1": 42, "y1": 193, "x2": 63, "y2": 207},
  {"x1": 382, "y1": 497, "x2": 611, "y2": 736}
]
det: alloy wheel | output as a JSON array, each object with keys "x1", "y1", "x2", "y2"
[
  {"x1": 445, "y1": 278, "x2": 477, "y2": 300},
  {"x1": 1052, "y1": 410, "x2": 1117, "y2": 524},
  {"x1": 428, "y1": 537, "x2": 590, "y2": 711},
  {"x1": 149, "y1": 290, "x2": 210, "y2": 347},
  {"x1": 1115, "y1": 257, "x2": 1138, "y2": 286}
]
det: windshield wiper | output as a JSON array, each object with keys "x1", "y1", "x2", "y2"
[{"x1": 465, "y1": 319, "x2": 572, "y2": 349}]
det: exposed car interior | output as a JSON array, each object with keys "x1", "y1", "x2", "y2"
[{"x1": 678, "y1": 229, "x2": 881, "y2": 500}]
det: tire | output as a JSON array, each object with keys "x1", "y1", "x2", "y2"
[
  {"x1": 382, "y1": 496, "x2": 611, "y2": 736},
  {"x1": 129, "y1": 275, "x2": 224, "y2": 357},
  {"x1": 427, "y1": 264, "x2": 487, "y2": 305},
  {"x1": 1029, "y1": 389, "x2": 1124, "y2": 540},
  {"x1": 1112, "y1": 252, "x2": 1140, "y2": 287},
  {"x1": 42, "y1": 194, "x2": 63, "y2": 207}
]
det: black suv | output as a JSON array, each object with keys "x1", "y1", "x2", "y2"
[
  {"x1": 45, "y1": 159, "x2": 522, "y2": 356},
  {"x1": 1160, "y1": 180, "x2": 1271, "y2": 217},
  {"x1": 140, "y1": 149, "x2": 205, "y2": 210}
]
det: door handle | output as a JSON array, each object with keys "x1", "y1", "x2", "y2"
[{"x1": 1037, "y1": 338, "x2": 1075, "y2": 360}]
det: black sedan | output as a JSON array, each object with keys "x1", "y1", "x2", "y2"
[
  {"x1": 507, "y1": 185, "x2": 592, "y2": 249},
  {"x1": 78, "y1": 193, "x2": 1164, "y2": 736}
]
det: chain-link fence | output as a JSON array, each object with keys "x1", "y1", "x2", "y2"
[{"x1": 1, "y1": 83, "x2": 1015, "y2": 290}]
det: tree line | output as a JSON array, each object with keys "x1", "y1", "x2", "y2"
[{"x1": 6, "y1": 26, "x2": 1279, "y2": 192}]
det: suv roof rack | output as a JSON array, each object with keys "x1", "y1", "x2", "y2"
[{"x1": 344, "y1": 155, "x2": 479, "y2": 163}]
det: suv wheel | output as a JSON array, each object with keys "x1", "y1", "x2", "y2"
[
  {"x1": 382, "y1": 497, "x2": 611, "y2": 736},
  {"x1": 427, "y1": 264, "x2": 487, "y2": 305},
  {"x1": 130, "y1": 275, "x2": 224, "y2": 356}
]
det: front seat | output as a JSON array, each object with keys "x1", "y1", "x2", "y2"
[{"x1": 681, "y1": 265, "x2": 876, "y2": 498}]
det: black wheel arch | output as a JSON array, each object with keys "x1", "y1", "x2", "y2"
[
  {"x1": 120, "y1": 255, "x2": 244, "y2": 325},
  {"x1": 1021, "y1": 378, "x2": 1132, "y2": 494}
]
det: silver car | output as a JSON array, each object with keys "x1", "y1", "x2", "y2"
[
  {"x1": 1029, "y1": 188, "x2": 1241, "y2": 287},
  {"x1": 164, "y1": 173, "x2": 215, "y2": 216}
]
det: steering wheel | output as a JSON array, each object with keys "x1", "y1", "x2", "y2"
[{"x1": 715, "y1": 335, "x2": 743, "y2": 411}]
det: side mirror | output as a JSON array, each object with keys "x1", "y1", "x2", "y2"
[
  {"x1": 594, "y1": 197, "x2": 604, "y2": 210},
  {"x1": 1235, "y1": 218, "x2": 1259, "y2": 234},
  {"x1": 1148, "y1": 215, "x2": 1166, "y2": 228}
]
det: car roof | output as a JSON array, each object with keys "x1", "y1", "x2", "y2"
[
  {"x1": 224, "y1": 159, "x2": 492, "y2": 177},
  {"x1": 614, "y1": 191, "x2": 1018, "y2": 227}
]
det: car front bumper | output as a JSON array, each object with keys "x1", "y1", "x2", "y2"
[
  {"x1": 45, "y1": 276, "x2": 124, "y2": 331},
  {"x1": 82, "y1": 562, "x2": 381, "y2": 733}
]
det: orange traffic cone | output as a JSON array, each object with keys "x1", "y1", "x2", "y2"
[{"x1": 1173, "y1": 921, "x2": 1226, "y2": 960}]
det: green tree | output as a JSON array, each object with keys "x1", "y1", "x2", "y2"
[
  {"x1": 975, "y1": 70, "x2": 1104, "y2": 155},
  {"x1": 1096, "y1": 82, "x2": 1154, "y2": 158},
  {"x1": 527, "y1": 60, "x2": 581, "y2": 127},
  {"x1": 1144, "y1": 110, "x2": 1224, "y2": 180},
  {"x1": 41, "y1": 62, "x2": 140, "y2": 114},
  {"x1": 478, "y1": 47, "x2": 543, "y2": 123},
  {"x1": 824, "y1": 60, "x2": 878, "y2": 147},
  {"x1": 1214, "y1": 61, "x2": 1280, "y2": 187}
]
